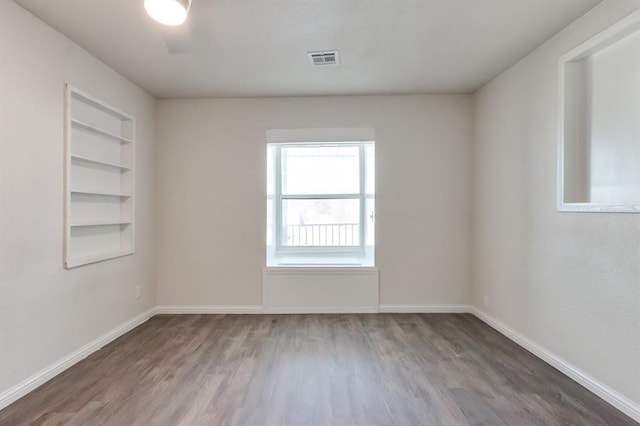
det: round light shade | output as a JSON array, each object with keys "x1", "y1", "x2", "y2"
[{"x1": 144, "y1": 0, "x2": 190, "y2": 26}]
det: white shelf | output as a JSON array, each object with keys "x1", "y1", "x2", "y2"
[
  {"x1": 70, "y1": 221, "x2": 131, "y2": 227},
  {"x1": 71, "y1": 88, "x2": 132, "y2": 120},
  {"x1": 64, "y1": 84, "x2": 136, "y2": 269},
  {"x1": 65, "y1": 249, "x2": 134, "y2": 269},
  {"x1": 70, "y1": 190, "x2": 132, "y2": 198},
  {"x1": 71, "y1": 119, "x2": 133, "y2": 144},
  {"x1": 71, "y1": 154, "x2": 132, "y2": 171}
]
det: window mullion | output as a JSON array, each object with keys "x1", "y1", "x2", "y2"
[{"x1": 280, "y1": 193, "x2": 361, "y2": 200}]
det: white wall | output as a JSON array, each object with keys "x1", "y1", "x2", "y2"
[
  {"x1": 0, "y1": 1, "x2": 156, "y2": 398},
  {"x1": 156, "y1": 96, "x2": 472, "y2": 308},
  {"x1": 473, "y1": 0, "x2": 640, "y2": 410}
]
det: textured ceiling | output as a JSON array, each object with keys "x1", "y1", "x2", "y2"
[{"x1": 14, "y1": 0, "x2": 602, "y2": 98}]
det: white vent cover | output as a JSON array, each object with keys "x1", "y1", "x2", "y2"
[{"x1": 308, "y1": 51, "x2": 340, "y2": 67}]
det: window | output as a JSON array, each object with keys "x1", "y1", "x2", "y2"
[{"x1": 267, "y1": 141, "x2": 374, "y2": 266}]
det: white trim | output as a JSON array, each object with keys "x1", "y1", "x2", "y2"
[
  {"x1": 378, "y1": 304, "x2": 472, "y2": 313},
  {"x1": 264, "y1": 267, "x2": 378, "y2": 275},
  {"x1": 0, "y1": 308, "x2": 156, "y2": 411},
  {"x1": 155, "y1": 305, "x2": 265, "y2": 314},
  {"x1": 263, "y1": 307, "x2": 378, "y2": 314},
  {"x1": 557, "y1": 203, "x2": 640, "y2": 213},
  {"x1": 266, "y1": 127, "x2": 375, "y2": 143},
  {"x1": 559, "y1": 8, "x2": 640, "y2": 63},
  {"x1": 470, "y1": 307, "x2": 640, "y2": 423},
  {"x1": 155, "y1": 305, "x2": 382, "y2": 315}
]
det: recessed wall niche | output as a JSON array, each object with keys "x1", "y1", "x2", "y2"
[
  {"x1": 64, "y1": 85, "x2": 136, "y2": 268},
  {"x1": 558, "y1": 10, "x2": 640, "y2": 212}
]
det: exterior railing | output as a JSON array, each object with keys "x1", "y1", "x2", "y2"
[{"x1": 285, "y1": 223, "x2": 360, "y2": 247}]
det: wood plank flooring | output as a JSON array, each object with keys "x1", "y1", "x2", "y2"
[{"x1": 0, "y1": 314, "x2": 636, "y2": 425}]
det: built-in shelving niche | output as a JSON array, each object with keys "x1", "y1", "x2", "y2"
[{"x1": 64, "y1": 85, "x2": 135, "y2": 268}]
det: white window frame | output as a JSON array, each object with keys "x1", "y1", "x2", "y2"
[{"x1": 271, "y1": 142, "x2": 370, "y2": 257}]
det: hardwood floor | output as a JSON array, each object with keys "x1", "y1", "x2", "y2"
[{"x1": 0, "y1": 314, "x2": 636, "y2": 425}]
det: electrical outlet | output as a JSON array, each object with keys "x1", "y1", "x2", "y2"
[
  {"x1": 483, "y1": 295, "x2": 489, "y2": 308},
  {"x1": 135, "y1": 285, "x2": 141, "y2": 299}
]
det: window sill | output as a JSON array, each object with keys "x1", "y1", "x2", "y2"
[
  {"x1": 264, "y1": 266, "x2": 378, "y2": 274},
  {"x1": 266, "y1": 250, "x2": 374, "y2": 269}
]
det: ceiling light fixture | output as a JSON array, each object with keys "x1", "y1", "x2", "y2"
[{"x1": 144, "y1": 0, "x2": 191, "y2": 26}]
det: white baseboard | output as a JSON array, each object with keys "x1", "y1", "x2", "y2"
[
  {"x1": 378, "y1": 304, "x2": 472, "y2": 313},
  {"x1": 264, "y1": 307, "x2": 378, "y2": 314},
  {"x1": 158, "y1": 305, "x2": 470, "y2": 314},
  {"x1": 156, "y1": 305, "x2": 379, "y2": 314},
  {"x1": 0, "y1": 307, "x2": 156, "y2": 411},
  {"x1": 155, "y1": 305, "x2": 264, "y2": 314},
  {"x1": 469, "y1": 307, "x2": 640, "y2": 423}
]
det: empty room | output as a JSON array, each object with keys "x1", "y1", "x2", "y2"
[{"x1": 0, "y1": 0, "x2": 639, "y2": 424}]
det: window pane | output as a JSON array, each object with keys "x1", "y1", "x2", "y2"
[
  {"x1": 282, "y1": 199, "x2": 360, "y2": 247},
  {"x1": 281, "y1": 145, "x2": 360, "y2": 195}
]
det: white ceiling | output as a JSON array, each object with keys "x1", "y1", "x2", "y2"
[{"x1": 14, "y1": 0, "x2": 601, "y2": 98}]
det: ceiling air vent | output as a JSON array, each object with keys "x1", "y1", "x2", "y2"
[{"x1": 308, "y1": 51, "x2": 340, "y2": 67}]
